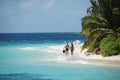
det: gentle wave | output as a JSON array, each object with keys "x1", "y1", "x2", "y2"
[{"x1": 0, "y1": 73, "x2": 53, "y2": 80}]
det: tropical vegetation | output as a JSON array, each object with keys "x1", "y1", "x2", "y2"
[{"x1": 80, "y1": 0, "x2": 120, "y2": 56}]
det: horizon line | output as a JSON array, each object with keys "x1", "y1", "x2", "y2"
[{"x1": 0, "y1": 32, "x2": 80, "y2": 34}]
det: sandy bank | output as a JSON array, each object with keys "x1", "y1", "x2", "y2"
[{"x1": 48, "y1": 44, "x2": 120, "y2": 66}]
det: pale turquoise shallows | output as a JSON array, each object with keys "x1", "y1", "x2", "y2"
[{"x1": 0, "y1": 45, "x2": 120, "y2": 80}]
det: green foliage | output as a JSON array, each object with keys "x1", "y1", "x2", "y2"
[
  {"x1": 100, "y1": 35, "x2": 120, "y2": 57},
  {"x1": 88, "y1": 40, "x2": 95, "y2": 52},
  {"x1": 80, "y1": 0, "x2": 120, "y2": 56}
]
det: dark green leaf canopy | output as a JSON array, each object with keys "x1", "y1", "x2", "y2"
[{"x1": 80, "y1": 0, "x2": 120, "y2": 56}]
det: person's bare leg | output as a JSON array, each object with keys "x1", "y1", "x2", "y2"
[{"x1": 71, "y1": 50, "x2": 73, "y2": 56}]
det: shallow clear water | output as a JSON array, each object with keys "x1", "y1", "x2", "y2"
[
  {"x1": 0, "y1": 45, "x2": 120, "y2": 80},
  {"x1": 0, "y1": 33, "x2": 120, "y2": 80}
]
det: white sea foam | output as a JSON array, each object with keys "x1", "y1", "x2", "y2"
[
  {"x1": 20, "y1": 47, "x2": 37, "y2": 51},
  {"x1": 42, "y1": 54, "x2": 89, "y2": 65},
  {"x1": 20, "y1": 46, "x2": 60, "y2": 53},
  {"x1": 19, "y1": 41, "x2": 90, "y2": 65},
  {"x1": 56, "y1": 55, "x2": 67, "y2": 61}
]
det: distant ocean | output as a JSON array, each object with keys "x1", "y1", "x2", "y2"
[
  {"x1": 0, "y1": 32, "x2": 120, "y2": 80},
  {"x1": 0, "y1": 32, "x2": 86, "y2": 46}
]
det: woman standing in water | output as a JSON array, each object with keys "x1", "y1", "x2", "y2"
[
  {"x1": 64, "y1": 42, "x2": 69, "y2": 56},
  {"x1": 70, "y1": 43, "x2": 74, "y2": 56}
]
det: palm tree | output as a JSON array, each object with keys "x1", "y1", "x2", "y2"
[
  {"x1": 81, "y1": 15, "x2": 108, "y2": 51},
  {"x1": 80, "y1": 0, "x2": 120, "y2": 55}
]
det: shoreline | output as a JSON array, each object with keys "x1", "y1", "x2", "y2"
[{"x1": 48, "y1": 44, "x2": 120, "y2": 67}]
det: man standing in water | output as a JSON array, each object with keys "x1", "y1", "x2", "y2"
[{"x1": 70, "y1": 43, "x2": 74, "y2": 56}]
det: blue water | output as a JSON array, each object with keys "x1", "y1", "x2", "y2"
[
  {"x1": 0, "y1": 33, "x2": 120, "y2": 80},
  {"x1": 0, "y1": 32, "x2": 86, "y2": 46}
]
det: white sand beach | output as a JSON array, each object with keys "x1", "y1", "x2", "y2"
[{"x1": 47, "y1": 42, "x2": 120, "y2": 66}]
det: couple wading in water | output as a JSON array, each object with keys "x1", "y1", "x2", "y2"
[{"x1": 63, "y1": 42, "x2": 74, "y2": 56}]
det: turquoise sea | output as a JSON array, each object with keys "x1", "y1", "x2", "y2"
[{"x1": 0, "y1": 33, "x2": 120, "y2": 80}]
